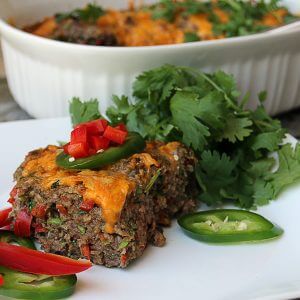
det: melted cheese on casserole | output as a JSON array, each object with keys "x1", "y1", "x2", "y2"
[
  {"x1": 27, "y1": 3, "x2": 289, "y2": 47},
  {"x1": 22, "y1": 146, "x2": 158, "y2": 233},
  {"x1": 32, "y1": 17, "x2": 57, "y2": 37}
]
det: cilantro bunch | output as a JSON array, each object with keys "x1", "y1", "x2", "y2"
[{"x1": 70, "y1": 65, "x2": 300, "y2": 209}]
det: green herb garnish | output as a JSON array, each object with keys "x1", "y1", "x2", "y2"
[
  {"x1": 28, "y1": 199, "x2": 35, "y2": 211},
  {"x1": 149, "y1": 0, "x2": 297, "y2": 37},
  {"x1": 184, "y1": 32, "x2": 200, "y2": 43},
  {"x1": 105, "y1": 64, "x2": 289, "y2": 208},
  {"x1": 56, "y1": 3, "x2": 105, "y2": 23},
  {"x1": 70, "y1": 64, "x2": 300, "y2": 209},
  {"x1": 70, "y1": 98, "x2": 102, "y2": 127},
  {"x1": 145, "y1": 169, "x2": 162, "y2": 193},
  {"x1": 118, "y1": 240, "x2": 130, "y2": 250},
  {"x1": 150, "y1": 0, "x2": 208, "y2": 22},
  {"x1": 47, "y1": 218, "x2": 62, "y2": 226},
  {"x1": 77, "y1": 225, "x2": 86, "y2": 234},
  {"x1": 213, "y1": 0, "x2": 287, "y2": 37}
]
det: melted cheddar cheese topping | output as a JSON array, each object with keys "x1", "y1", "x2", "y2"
[
  {"x1": 22, "y1": 146, "x2": 160, "y2": 233},
  {"x1": 26, "y1": 3, "x2": 290, "y2": 46}
]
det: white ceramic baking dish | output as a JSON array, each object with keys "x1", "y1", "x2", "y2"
[{"x1": 0, "y1": 0, "x2": 299, "y2": 118}]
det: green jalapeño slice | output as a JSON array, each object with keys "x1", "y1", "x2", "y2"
[
  {"x1": 56, "y1": 131, "x2": 146, "y2": 170},
  {"x1": 0, "y1": 266, "x2": 77, "y2": 300},
  {"x1": 178, "y1": 209, "x2": 283, "y2": 244},
  {"x1": 0, "y1": 231, "x2": 77, "y2": 300},
  {"x1": 0, "y1": 231, "x2": 36, "y2": 249}
]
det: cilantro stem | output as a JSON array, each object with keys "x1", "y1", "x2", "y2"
[{"x1": 200, "y1": 73, "x2": 240, "y2": 111}]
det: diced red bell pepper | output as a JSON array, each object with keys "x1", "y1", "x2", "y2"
[
  {"x1": 89, "y1": 136, "x2": 110, "y2": 151},
  {"x1": 88, "y1": 148, "x2": 97, "y2": 156},
  {"x1": 31, "y1": 204, "x2": 47, "y2": 219},
  {"x1": 71, "y1": 126, "x2": 88, "y2": 144},
  {"x1": 120, "y1": 254, "x2": 127, "y2": 266},
  {"x1": 100, "y1": 119, "x2": 108, "y2": 130},
  {"x1": 0, "y1": 274, "x2": 4, "y2": 287},
  {"x1": 81, "y1": 244, "x2": 91, "y2": 260},
  {"x1": 115, "y1": 123, "x2": 128, "y2": 133},
  {"x1": 0, "y1": 207, "x2": 12, "y2": 228},
  {"x1": 103, "y1": 126, "x2": 128, "y2": 145},
  {"x1": 14, "y1": 209, "x2": 32, "y2": 237},
  {"x1": 56, "y1": 204, "x2": 68, "y2": 216},
  {"x1": 67, "y1": 142, "x2": 89, "y2": 158},
  {"x1": 0, "y1": 242, "x2": 92, "y2": 275},
  {"x1": 80, "y1": 199, "x2": 95, "y2": 212},
  {"x1": 10, "y1": 186, "x2": 18, "y2": 199},
  {"x1": 77, "y1": 119, "x2": 108, "y2": 135},
  {"x1": 34, "y1": 224, "x2": 47, "y2": 233}
]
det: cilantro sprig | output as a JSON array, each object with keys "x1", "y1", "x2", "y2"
[
  {"x1": 70, "y1": 64, "x2": 299, "y2": 209},
  {"x1": 150, "y1": 0, "x2": 208, "y2": 22},
  {"x1": 70, "y1": 98, "x2": 102, "y2": 126},
  {"x1": 55, "y1": 3, "x2": 105, "y2": 23}
]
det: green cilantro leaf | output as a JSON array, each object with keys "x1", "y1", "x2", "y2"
[
  {"x1": 56, "y1": 3, "x2": 105, "y2": 23},
  {"x1": 170, "y1": 91, "x2": 210, "y2": 151},
  {"x1": 151, "y1": 0, "x2": 178, "y2": 22},
  {"x1": 196, "y1": 151, "x2": 237, "y2": 205},
  {"x1": 250, "y1": 131, "x2": 283, "y2": 152},
  {"x1": 268, "y1": 143, "x2": 300, "y2": 197},
  {"x1": 258, "y1": 90, "x2": 267, "y2": 103},
  {"x1": 219, "y1": 116, "x2": 253, "y2": 143},
  {"x1": 106, "y1": 95, "x2": 133, "y2": 125},
  {"x1": 69, "y1": 63, "x2": 298, "y2": 210},
  {"x1": 69, "y1": 97, "x2": 102, "y2": 126}
]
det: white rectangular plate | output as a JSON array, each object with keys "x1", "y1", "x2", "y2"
[{"x1": 0, "y1": 118, "x2": 300, "y2": 300}]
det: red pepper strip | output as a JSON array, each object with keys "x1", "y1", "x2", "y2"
[
  {"x1": 103, "y1": 126, "x2": 128, "y2": 145},
  {"x1": 0, "y1": 242, "x2": 92, "y2": 275},
  {"x1": 14, "y1": 209, "x2": 32, "y2": 237},
  {"x1": 80, "y1": 200, "x2": 95, "y2": 212},
  {"x1": 1, "y1": 218, "x2": 12, "y2": 227},
  {"x1": 0, "y1": 225, "x2": 11, "y2": 231},
  {"x1": 0, "y1": 208, "x2": 12, "y2": 228},
  {"x1": 0, "y1": 274, "x2": 4, "y2": 286}
]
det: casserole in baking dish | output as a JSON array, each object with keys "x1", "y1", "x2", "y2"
[{"x1": 0, "y1": 0, "x2": 299, "y2": 118}]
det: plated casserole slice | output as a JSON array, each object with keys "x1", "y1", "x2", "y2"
[{"x1": 11, "y1": 141, "x2": 198, "y2": 268}]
